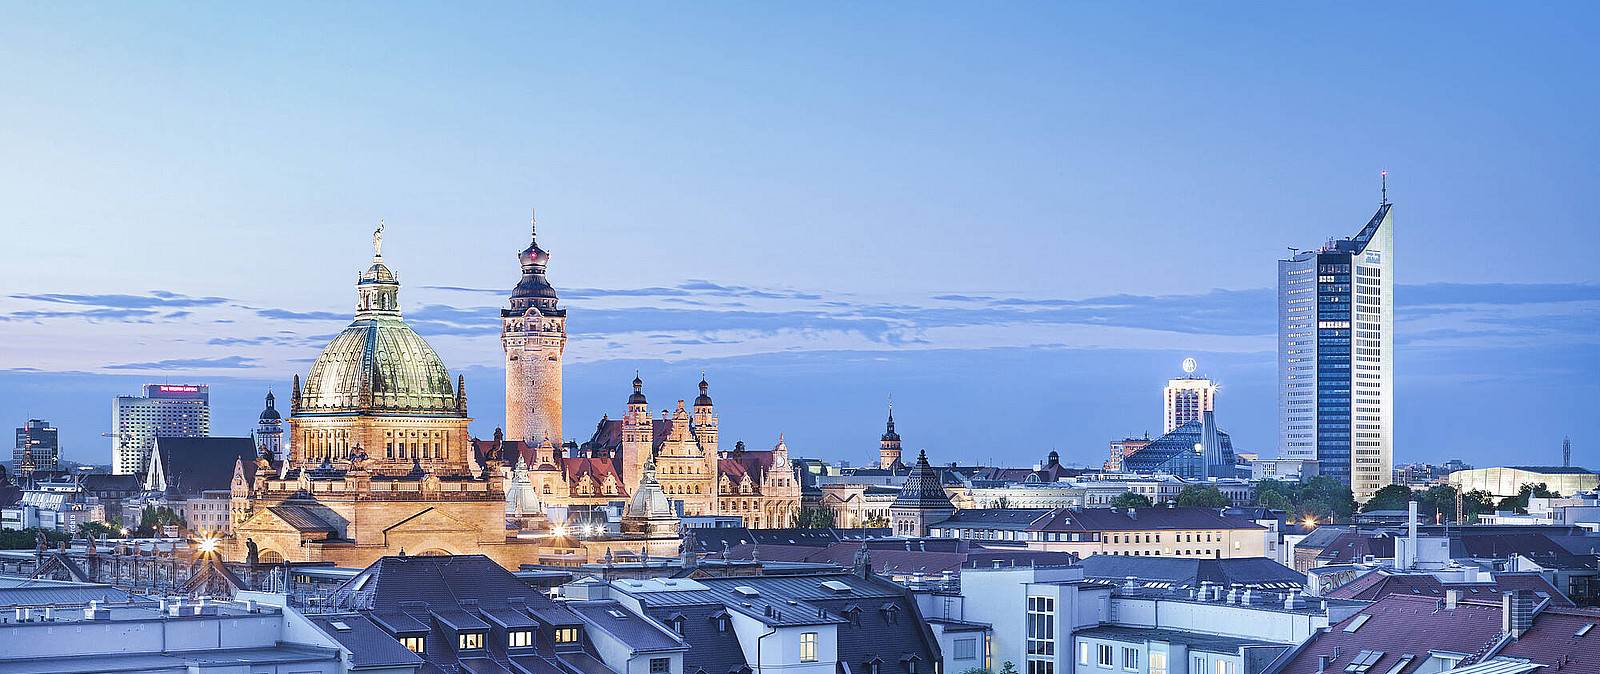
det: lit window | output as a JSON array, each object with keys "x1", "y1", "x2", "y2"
[
  {"x1": 555, "y1": 627, "x2": 581, "y2": 643},
  {"x1": 1150, "y1": 653, "x2": 1167, "y2": 674},
  {"x1": 800, "y1": 632, "x2": 818, "y2": 662},
  {"x1": 399, "y1": 636, "x2": 425, "y2": 653},
  {"x1": 459, "y1": 632, "x2": 484, "y2": 650},
  {"x1": 508, "y1": 630, "x2": 534, "y2": 648}
]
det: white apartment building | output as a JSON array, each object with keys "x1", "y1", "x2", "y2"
[
  {"x1": 1163, "y1": 377, "x2": 1217, "y2": 435},
  {"x1": 111, "y1": 384, "x2": 209, "y2": 476}
]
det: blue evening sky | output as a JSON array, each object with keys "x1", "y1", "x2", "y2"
[{"x1": 1, "y1": 3, "x2": 1596, "y2": 470}]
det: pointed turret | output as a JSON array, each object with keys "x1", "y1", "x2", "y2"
[{"x1": 890, "y1": 450, "x2": 954, "y2": 537}]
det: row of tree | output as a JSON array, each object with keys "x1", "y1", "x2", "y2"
[
  {"x1": 1107, "y1": 475, "x2": 1360, "y2": 523},
  {"x1": 1361, "y1": 482, "x2": 1560, "y2": 522}
]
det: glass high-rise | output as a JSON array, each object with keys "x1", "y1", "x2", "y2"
[
  {"x1": 1278, "y1": 202, "x2": 1394, "y2": 502},
  {"x1": 14, "y1": 419, "x2": 59, "y2": 473}
]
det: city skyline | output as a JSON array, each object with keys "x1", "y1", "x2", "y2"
[{"x1": 2, "y1": 4, "x2": 1596, "y2": 470}]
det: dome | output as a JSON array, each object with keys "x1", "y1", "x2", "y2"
[
  {"x1": 299, "y1": 315, "x2": 463, "y2": 415},
  {"x1": 628, "y1": 375, "x2": 647, "y2": 405},
  {"x1": 259, "y1": 391, "x2": 281, "y2": 420},
  {"x1": 694, "y1": 377, "x2": 712, "y2": 407},
  {"x1": 297, "y1": 248, "x2": 464, "y2": 417}
]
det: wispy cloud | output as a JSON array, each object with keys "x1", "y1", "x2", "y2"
[
  {"x1": 105, "y1": 355, "x2": 260, "y2": 370},
  {"x1": 11, "y1": 291, "x2": 229, "y2": 309}
]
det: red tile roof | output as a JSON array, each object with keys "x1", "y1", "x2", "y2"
[
  {"x1": 1494, "y1": 605, "x2": 1600, "y2": 670},
  {"x1": 1274, "y1": 595, "x2": 1503, "y2": 674},
  {"x1": 1324, "y1": 570, "x2": 1573, "y2": 607}
]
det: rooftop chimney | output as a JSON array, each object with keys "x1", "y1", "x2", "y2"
[
  {"x1": 1444, "y1": 589, "x2": 1461, "y2": 610},
  {"x1": 1503, "y1": 590, "x2": 1537, "y2": 638}
]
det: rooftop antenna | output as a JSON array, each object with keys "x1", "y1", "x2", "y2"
[
  {"x1": 530, "y1": 206, "x2": 537, "y2": 239},
  {"x1": 1380, "y1": 170, "x2": 1388, "y2": 206},
  {"x1": 1563, "y1": 436, "x2": 1571, "y2": 468}
]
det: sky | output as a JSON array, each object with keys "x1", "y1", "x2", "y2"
[{"x1": 1, "y1": 3, "x2": 1596, "y2": 470}]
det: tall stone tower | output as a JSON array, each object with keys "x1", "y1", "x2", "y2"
[
  {"x1": 691, "y1": 375, "x2": 718, "y2": 451},
  {"x1": 879, "y1": 402, "x2": 902, "y2": 470},
  {"x1": 503, "y1": 211, "x2": 567, "y2": 449}
]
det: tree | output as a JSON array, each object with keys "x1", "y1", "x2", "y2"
[
  {"x1": 1296, "y1": 475, "x2": 1358, "y2": 522},
  {"x1": 1175, "y1": 485, "x2": 1231, "y2": 508},
  {"x1": 77, "y1": 520, "x2": 119, "y2": 539},
  {"x1": 1110, "y1": 492, "x2": 1153, "y2": 508},
  {"x1": 791, "y1": 507, "x2": 836, "y2": 529},
  {"x1": 1253, "y1": 479, "x2": 1295, "y2": 511},
  {"x1": 998, "y1": 662, "x2": 1019, "y2": 674},
  {"x1": 1498, "y1": 483, "x2": 1560, "y2": 514},
  {"x1": 1361, "y1": 484, "x2": 1415, "y2": 513},
  {"x1": 133, "y1": 505, "x2": 185, "y2": 537},
  {"x1": 863, "y1": 516, "x2": 889, "y2": 528},
  {"x1": 0, "y1": 527, "x2": 71, "y2": 550},
  {"x1": 1461, "y1": 489, "x2": 1496, "y2": 522}
]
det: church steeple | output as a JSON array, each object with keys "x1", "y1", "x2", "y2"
[{"x1": 879, "y1": 397, "x2": 902, "y2": 470}]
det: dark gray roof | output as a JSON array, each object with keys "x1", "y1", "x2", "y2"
[
  {"x1": 1076, "y1": 554, "x2": 1305, "y2": 589},
  {"x1": 567, "y1": 600, "x2": 687, "y2": 653},
  {"x1": 623, "y1": 573, "x2": 938, "y2": 674},
  {"x1": 151, "y1": 436, "x2": 257, "y2": 494},
  {"x1": 0, "y1": 578, "x2": 135, "y2": 606},
  {"x1": 936, "y1": 507, "x2": 1265, "y2": 533},
  {"x1": 891, "y1": 451, "x2": 955, "y2": 510},
  {"x1": 311, "y1": 614, "x2": 425, "y2": 670},
  {"x1": 1074, "y1": 624, "x2": 1283, "y2": 653}
]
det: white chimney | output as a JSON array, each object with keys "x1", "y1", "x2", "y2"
[{"x1": 1444, "y1": 589, "x2": 1461, "y2": 610}]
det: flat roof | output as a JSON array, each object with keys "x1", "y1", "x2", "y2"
[{"x1": 1074, "y1": 625, "x2": 1285, "y2": 653}]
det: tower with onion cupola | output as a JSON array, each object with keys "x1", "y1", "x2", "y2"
[{"x1": 502, "y1": 210, "x2": 567, "y2": 452}]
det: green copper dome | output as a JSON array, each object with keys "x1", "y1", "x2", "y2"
[{"x1": 297, "y1": 248, "x2": 465, "y2": 417}]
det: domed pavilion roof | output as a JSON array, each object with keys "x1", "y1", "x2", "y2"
[{"x1": 297, "y1": 234, "x2": 465, "y2": 417}]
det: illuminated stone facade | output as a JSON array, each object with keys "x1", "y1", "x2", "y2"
[
  {"x1": 231, "y1": 233, "x2": 536, "y2": 569},
  {"x1": 503, "y1": 212, "x2": 567, "y2": 450}
]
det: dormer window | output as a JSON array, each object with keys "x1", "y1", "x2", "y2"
[
  {"x1": 459, "y1": 632, "x2": 485, "y2": 650},
  {"x1": 399, "y1": 636, "x2": 425, "y2": 653},
  {"x1": 555, "y1": 627, "x2": 581, "y2": 644},
  {"x1": 508, "y1": 629, "x2": 534, "y2": 648}
]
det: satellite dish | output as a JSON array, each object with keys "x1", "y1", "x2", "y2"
[{"x1": 1182, "y1": 358, "x2": 1197, "y2": 374}]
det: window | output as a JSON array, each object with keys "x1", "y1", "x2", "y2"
[
  {"x1": 651, "y1": 658, "x2": 671, "y2": 674},
  {"x1": 1026, "y1": 597, "x2": 1055, "y2": 655},
  {"x1": 1028, "y1": 662, "x2": 1054, "y2": 674},
  {"x1": 1080, "y1": 642, "x2": 1091, "y2": 665},
  {"x1": 459, "y1": 632, "x2": 485, "y2": 650},
  {"x1": 1150, "y1": 653, "x2": 1167, "y2": 674},
  {"x1": 1123, "y1": 648, "x2": 1138, "y2": 671},
  {"x1": 399, "y1": 636, "x2": 425, "y2": 653},
  {"x1": 1099, "y1": 644, "x2": 1114, "y2": 667},
  {"x1": 555, "y1": 627, "x2": 580, "y2": 643},
  {"x1": 1214, "y1": 659, "x2": 1236, "y2": 674},
  {"x1": 800, "y1": 632, "x2": 818, "y2": 662},
  {"x1": 508, "y1": 630, "x2": 533, "y2": 648},
  {"x1": 954, "y1": 638, "x2": 977, "y2": 660}
]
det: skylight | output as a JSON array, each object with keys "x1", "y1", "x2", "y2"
[
  {"x1": 1344, "y1": 614, "x2": 1373, "y2": 633},
  {"x1": 607, "y1": 609, "x2": 628, "y2": 619},
  {"x1": 330, "y1": 621, "x2": 351, "y2": 631},
  {"x1": 1344, "y1": 650, "x2": 1385, "y2": 674},
  {"x1": 734, "y1": 586, "x2": 760, "y2": 598},
  {"x1": 1577, "y1": 623, "x2": 1595, "y2": 637},
  {"x1": 821, "y1": 580, "x2": 853, "y2": 593}
]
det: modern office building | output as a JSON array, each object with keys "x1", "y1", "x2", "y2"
[
  {"x1": 111, "y1": 384, "x2": 210, "y2": 475},
  {"x1": 14, "y1": 418, "x2": 59, "y2": 474},
  {"x1": 1278, "y1": 198, "x2": 1394, "y2": 502},
  {"x1": 1163, "y1": 359, "x2": 1217, "y2": 434}
]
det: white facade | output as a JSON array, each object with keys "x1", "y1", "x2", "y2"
[
  {"x1": 1163, "y1": 378, "x2": 1216, "y2": 434},
  {"x1": 111, "y1": 384, "x2": 210, "y2": 476},
  {"x1": 1277, "y1": 204, "x2": 1393, "y2": 502},
  {"x1": 0, "y1": 598, "x2": 340, "y2": 674}
]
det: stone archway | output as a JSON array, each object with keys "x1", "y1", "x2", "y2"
[
  {"x1": 258, "y1": 550, "x2": 285, "y2": 564},
  {"x1": 416, "y1": 548, "x2": 451, "y2": 556}
]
